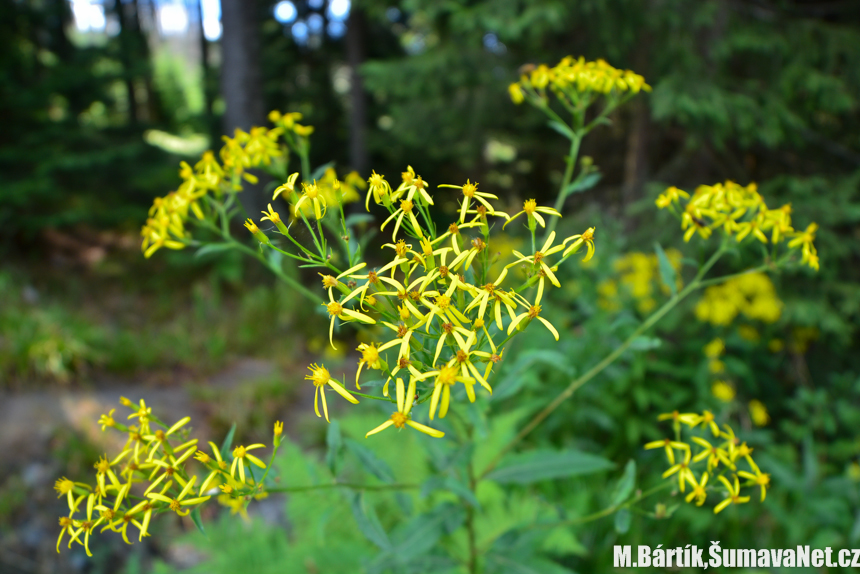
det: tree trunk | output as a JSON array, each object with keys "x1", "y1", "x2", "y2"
[
  {"x1": 219, "y1": 0, "x2": 266, "y2": 214},
  {"x1": 346, "y1": 7, "x2": 369, "y2": 175}
]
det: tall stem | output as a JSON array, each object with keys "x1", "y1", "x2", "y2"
[
  {"x1": 543, "y1": 133, "x2": 581, "y2": 241},
  {"x1": 479, "y1": 247, "x2": 726, "y2": 477}
]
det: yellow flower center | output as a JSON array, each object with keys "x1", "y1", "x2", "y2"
[
  {"x1": 413, "y1": 176, "x2": 426, "y2": 190},
  {"x1": 528, "y1": 304, "x2": 542, "y2": 319},
  {"x1": 472, "y1": 238, "x2": 486, "y2": 251},
  {"x1": 462, "y1": 182, "x2": 477, "y2": 197},
  {"x1": 369, "y1": 173, "x2": 385, "y2": 187},
  {"x1": 195, "y1": 451, "x2": 211, "y2": 464},
  {"x1": 523, "y1": 199, "x2": 537, "y2": 214},
  {"x1": 400, "y1": 199, "x2": 414, "y2": 213},
  {"x1": 436, "y1": 295, "x2": 451, "y2": 310},
  {"x1": 756, "y1": 474, "x2": 770, "y2": 487},
  {"x1": 391, "y1": 412, "x2": 408, "y2": 428},
  {"x1": 326, "y1": 301, "x2": 343, "y2": 316},
  {"x1": 437, "y1": 365, "x2": 458, "y2": 385},
  {"x1": 169, "y1": 499, "x2": 182, "y2": 512},
  {"x1": 439, "y1": 265, "x2": 449, "y2": 278},
  {"x1": 456, "y1": 350, "x2": 468, "y2": 364},
  {"x1": 55, "y1": 478, "x2": 75, "y2": 495},
  {"x1": 306, "y1": 364, "x2": 330, "y2": 386},
  {"x1": 361, "y1": 344, "x2": 380, "y2": 365},
  {"x1": 368, "y1": 271, "x2": 379, "y2": 284},
  {"x1": 581, "y1": 227, "x2": 595, "y2": 241},
  {"x1": 304, "y1": 184, "x2": 319, "y2": 199},
  {"x1": 233, "y1": 446, "x2": 247, "y2": 459},
  {"x1": 442, "y1": 322, "x2": 454, "y2": 334},
  {"x1": 399, "y1": 305, "x2": 410, "y2": 321},
  {"x1": 394, "y1": 240, "x2": 409, "y2": 257},
  {"x1": 396, "y1": 324, "x2": 408, "y2": 338},
  {"x1": 449, "y1": 223, "x2": 460, "y2": 235},
  {"x1": 59, "y1": 517, "x2": 73, "y2": 528},
  {"x1": 321, "y1": 275, "x2": 338, "y2": 288},
  {"x1": 484, "y1": 283, "x2": 496, "y2": 294},
  {"x1": 95, "y1": 457, "x2": 110, "y2": 474}
]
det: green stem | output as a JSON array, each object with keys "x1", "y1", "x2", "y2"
[
  {"x1": 479, "y1": 246, "x2": 727, "y2": 478},
  {"x1": 543, "y1": 133, "x2": 581, "y2": 241}
]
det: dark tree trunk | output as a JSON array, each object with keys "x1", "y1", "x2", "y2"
[
  {"x1": 197, "y1": 0, "x2": 213, "y2": 122},
  {"x1": 219, "y1": 0, "x2": 266, "y2": 214},
  {"x1": 346, "y1": 7, "x2": 369, "y2": 175},
  {"x1": 115, "y1": 0, "x2": 140, "y2": 126}
]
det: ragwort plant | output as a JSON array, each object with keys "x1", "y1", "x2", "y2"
[{"x1": 56, "y1": 57, "x2": 819, "y2": 571}]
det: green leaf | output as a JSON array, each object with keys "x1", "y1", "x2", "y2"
[
  {"x1": 189, "y1": 506, "x2": 207, "y2": 539},
  {"x1": 219, "y1": 423, "x2": 236, "y2": 461},
  {"x1": 564, "y1": 172, "x2": 602, "y2": 195},
  {"x1": 391, "y1": 503, "x2": 462, "y2": 558},
  {"x1": 611, "y1": 460, "x2": 637, "y2": 506},
  {"x1": 614, "y1": 508, "x2": 631, "y2": 534},
  {"x1": 344, "y1": 213, "x2": 375, "y2": 228},
  {"x1": 629, "y1": 336, "x2": 662, "y2": 351},
  {"x1": 326, "y1": 420, "x2": 342, "y2": 475},
  {"x1": 485, "y1": 449, "x2": 614, "y2": 485},
  {"x1": 344, "y1": 438, "x2": 394, "y2": 483},
  {"x1": 420, "y1": 476, "x2": 480, "y2": 508},
  {"x1": 195, "y1": 243, "x2": 237, "y2": 258},
  {"x1": 547, "y1": 120, "x2": 576, "y2": 140},
  {"x1": 654, "y1": 241, "x2": 678, "y2": 296},
  {"x1": 349, "y1": 492, "x2": 392, "y2": 552},
  {"x1": 492, "y1": 350, "x2": 574, "y2": 402},
  {"x1": 309, "y1": 160, "x2": 335, "y2": 181}
]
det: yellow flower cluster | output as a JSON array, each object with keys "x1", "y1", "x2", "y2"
[
  {"x1": 656, "y1": 181, "x2": 819, "y2": 270},
  {"x1": 645, "y1": 411, "x2": 770, "y2": 513},
  {"x1": 141, "y1": 111, "x2": 363, "y2": 259},
  {"x1": 243, "y1": 170, "x2": 597, "y2": 439},
  {"x1": 695, "y1": 272, "x2": 782, "y2": 326},
  {"x1": 53, "y1": 398, "x2": 278, "y2": 556},
  {"x1": 598, "y1": 250, "x2": 683, "y2": 313},
  {"x1": 509, "y1": 56, "x2": 651, "y2": 104}
]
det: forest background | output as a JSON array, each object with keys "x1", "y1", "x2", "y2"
[{"x1": 1, "y1": 0, "x2": 860, "y2": 572}]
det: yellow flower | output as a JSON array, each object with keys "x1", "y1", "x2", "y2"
[
  {"x1": 691, "y1": 437, "x2": 735, "y2": 471},
  {"x1": 562, "y1": 227, "x2": 596, "y2": 261},
  {"x1": 366, "y1": 170, "x2": 392, "y2": 209},
  {"x1": 306, "y1": 363, "x2": 359, "y2": 422},
  {"x1": 66, "y1": 493, "x2": 106, "y2": 557},
  {"x1": 294, "y1": 181, "x2": 327, "y2": 220},
  {"x1": 657, "y1": 410, "x2": 699, "y2": 427},
  {"x1": 438, "y1": 180, "x2": 499, "y2": 223},
  {"x1": 711, "y1": 380, "x2": 736, "y2": 402},
  {"x1": 381, "y1": 198, "x2": 424, "y2": 242},
  {"x1": 644, "y1": 438, "x2": 689, "y2": 465},
  {"x1": 748, "y1": 399, "x2": 770, "y2": 426},
  {"x1": 507, "y1": 303, "x2": 559, "y2": 341},
  {"x1": 737, "y1": 458, "x2": 770, "y2": 502},
  {"x1": 244, "y1": 218, "x2": 270, "y2": 244},
  {"x1": 662, "y1": 448, "x2": 694, "y2": 492},
  {"x1": 54, "y1": 477, "x2": 90, "y2": 512},
  {"x1": 148, "y1": 475, "x2": 211, "y2": 516},
  {"x1": 97, "y1": 409, "x2": 117, "y2": 431},
  {"x1": 714, "y1": 475, "x2": 750, "y2": 513},
  {"x1": 655, "y1": 186, "x2": 690, "y2": 209},
  {"x1": 503, "y1": 199, "x2": 561, "y2": 230},
  {"x1": 273, "y1": 172, "x2": 300, "y2": 201},
  {"x1": 698, "y1": 410, "x2": 720, "y2": 436},
  {"x1": 508, "y1": 82, "x2": 525, "y2": 104},
  {"x1": 322, "y1": 289, "x2": 376, "y2": 349},
  {"x1": 703, "y1": 338, "x2": 724, "y2": 359},
  {"x1": 787, "y1": 222, "x2": 819, "y2": 270},
  {"x1": 230, "y1": 444, "x2": 267, "y2": 484},
  {"x1": 427, "y1": 364, "x2": 476, "y2": 420},
  {"x1": 684, "y1": 471, "x2": 709, "y2": 506},
  {"x1": 365, "y1": 377, "x2": 444, "y2": 439}
]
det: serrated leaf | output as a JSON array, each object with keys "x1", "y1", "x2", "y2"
[
  {"x1": 326, "y1": 420, "x2": 342, "y2": 475},
  {"x1": 219, "y1": 423, "x2": 236, "y2": 461},
  {"x1": 564, "y1": 172, "x2": 602, "y2": 195},
  {"x1": 614, "y1": 508, "x2": 631, "y2": 534},
  {"x1": 349, "y1": 492, "x2": 392, "y2": 551},
  {"x1": 189, "y1": 507, "x2": 207, "y2": 539},
  {"x1": 344, "y1": 438, "x2": 394, "y2": 483},
  {"x1": 547, "y1": 120, "x2": 576, "y2": 140},
  {"x1": 195, "y1": 243, "x2": 237, "y2": 258},
  {"x1": 654, "y1": 241, "x2": 678, "y2": 296},
  {"x1": 629, "y1": 336, "x2": 662, "y2": 351},
  {"x1": 485, "y1": 449, "x2": 614, "y2": 485},
  {"x1": 611, "y1": 460, "x2": 637, "y2": 506}
]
